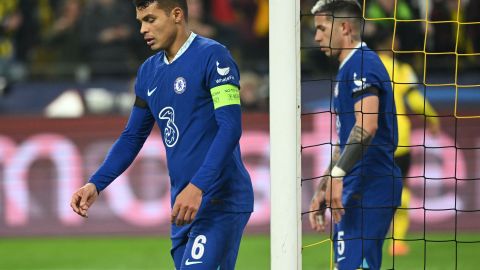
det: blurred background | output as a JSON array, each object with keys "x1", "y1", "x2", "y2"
[
  {"x1": 0, "y1": 0, "x2": 270, "y2": 116},
  {"x1": 0, "y1": 0, "x2": 479, "y2": 269}
]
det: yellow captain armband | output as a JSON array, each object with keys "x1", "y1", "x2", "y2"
[{"x1": 210, "y1": 84, "x2": 241, "y2": 109}]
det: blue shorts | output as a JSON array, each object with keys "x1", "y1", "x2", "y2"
[
  {"x1": 171, "y1": 212, "x2": 251, "y2": 270},
  {"x1": 333, "y1": 199, "x2": 396, "y2": 270},
  {"x1": 333, "y1": 175, "x2": 402, "y2": 270}
]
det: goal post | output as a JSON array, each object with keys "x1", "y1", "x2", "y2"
[{"x1": 269, "y1": 0, "x2": 302, "y2": 270}]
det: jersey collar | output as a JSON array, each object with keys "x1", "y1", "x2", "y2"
[
  {"x1": 338, "y1": 42, "x2": 366, "y2": 70},
  {"x1": 164, "y1": 32, "x2": 197, "y2": 65}
]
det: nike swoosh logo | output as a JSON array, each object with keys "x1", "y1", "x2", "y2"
[
  {"x1": 185, "y1": 259, "x2": 203, "y2": 266},
  {"x1": 337, "y1": 257, "x2": 346, "y2": 262},
  {"x1": 147, "y1": 87, "x2": 157, "y2": 97}
]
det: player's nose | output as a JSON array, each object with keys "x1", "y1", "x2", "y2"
[
  {"x1": 140, "y1": 23, "x2": 148, "y2": 35},
  {"x1": 314, "y1": 31, "x2": 323, "y2": 43}
]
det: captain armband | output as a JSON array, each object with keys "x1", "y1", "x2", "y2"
[
  {"x1": 210, "y1": 84, "x2": 240, "y2": 109},
  {"x1": 331, "y1": 126, "x2": 373, "y2": 180}
]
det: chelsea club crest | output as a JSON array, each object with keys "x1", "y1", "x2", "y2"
[{"x1": 174, "y1": 77, "x2": 187, "y2": 94}]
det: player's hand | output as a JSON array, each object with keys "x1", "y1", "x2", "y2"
[
  {"x1": 309, "y1": 189, "x2": 327, "y2": 232},
  {"x1": 171, "y1": 183, "x2": 203, "y2": 226},
  {"x1": 325, "y1": 177, "x2": 344, "y2": 224},
  {"x1": 70, "y1": 183, "x2": 98, "y2": 218}
]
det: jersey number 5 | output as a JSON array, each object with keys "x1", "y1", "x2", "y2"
[{"x1": 337, "y1": 231, "x2": 345, "y2": 256}]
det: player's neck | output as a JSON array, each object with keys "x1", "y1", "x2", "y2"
[
  {"x1": 165, "y1": 28, "x2": 192, "y2": 62},
  {"x1": 338, "y1": 40, "x2": 361, "y2": 63}
]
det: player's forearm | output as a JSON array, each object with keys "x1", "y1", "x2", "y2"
[
  {"x1": 318, "y1": 144, "x2": 340, "y2": 192},
  {"x1": 331, "y1": 125, "x2": 373, "y2": 178},
  {"x1": 330, "y1": 95, "x2": 378, "y2": 177},
  {"x1": 89, "y1": 106, "x2": 154, "y2": 191},
  {"x1": 89, "y1": 136, "x2": 142, "y2": 191},
  {"x1": 190, "y1": 105, "x2": 242, "y2": 192}
]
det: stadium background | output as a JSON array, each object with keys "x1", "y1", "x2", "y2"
[{"x1": 1, "y1": 0, "x2": 479, "y2": 269}]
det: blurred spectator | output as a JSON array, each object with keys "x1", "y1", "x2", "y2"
[
  {"x1": 239, "y1": 71, "x2": 268, "y2": 112},
  {"x1": 230, "y1": 0, "x2": 268, "y2": 71},
  {"x1": 209, "y1": 0, "x2": 236, "y2": 25},
  {"x1": 16, "y1": 0, "x2": 41, "y2": 64},
  {"x1": 19, "y1": 0, "x2": 59, "y2": 79},
  {"x1": 41, "y1": 0, "x2": 84, "y2": 77},
  {"x1": 429, "y1": 0, "x2": 456, "y2": 53},
  {"x1": 188, "y1": 0, "x2": 220, "y2": 38},
  {"x1": 187, "y1": 0, "x2": 227, "y2": 39},
  {"x1": 253, "y1": 0, "x2": 268, "y2": 39},
  {"x1": 187, "y1": 0, "x2": 239, "y2": 52},
  {"x1": 365, "y1": 0, "x2": 423, "y2": 53},
  {"x1": 0, "y1": 0, "x2": 23, "y2": 96},
  {"x1": 79, "y1": 0, "x2": 138, "y2": 78},
  {"x1": 464, "y1": 0, "x2": 480, "y2": 53}
]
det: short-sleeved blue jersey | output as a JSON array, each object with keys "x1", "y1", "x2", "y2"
[
  {"x1": 90, "y1": 34, "x2": 254, "y2": 214},
  {"x1": 334, "y1": 43, "x2": 401, "y2": 207}
]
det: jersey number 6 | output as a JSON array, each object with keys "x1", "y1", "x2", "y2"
[{"x1": 192, "y1": 235, "x2": 207, "y2": 260}]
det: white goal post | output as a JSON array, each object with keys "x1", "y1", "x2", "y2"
[{"x1": 269, "y1": 1, "x2": 302, "y2": 269}]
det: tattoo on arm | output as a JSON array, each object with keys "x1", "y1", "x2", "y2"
[
  {"x1": 349, "y1": 125, "x2": 372, "y2": 145},
  {"x1": 331, "y1": 144, "x2": 341, "y2": 170},
  {"x1": 333, "y1": 125, "x2": 373, "y2": 176}
]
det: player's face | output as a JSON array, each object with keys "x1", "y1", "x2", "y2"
[
  {"x1": 314, "y1": 14, "x2": 341, "y2": 58},
  {"x1": 136, "y1": 3, "x2": 178, "y2": 51}
]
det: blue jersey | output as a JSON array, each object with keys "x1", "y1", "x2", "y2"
[
  {"x1": 332, "y1": 43, "x2": 402, "y2": 270},
  {"x1": 334, "y1": 42, "x2": 401, "y2": 207},
  {"x1": 90, "y1": 34, "x2": 254, "y2": 214}
]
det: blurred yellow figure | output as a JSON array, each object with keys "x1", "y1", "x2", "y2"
[{"x1": 377, "y1": 33, "x2": 441, "y2": 256}]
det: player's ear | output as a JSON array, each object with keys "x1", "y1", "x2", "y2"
[
  {"x1": 341, "y1": 20, "x2": 352, "y2": 37},
  {"x1": 172, "y1": 7, "x2": 183, "y2": 23}
]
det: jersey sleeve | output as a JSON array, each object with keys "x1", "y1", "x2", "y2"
[
  {"x1": 134, "y1": 62, "x2": 148, "y2": 100},
  {"x1": 205, "y1": 44, "x2": 240, "y2": 90},
  {"x1": 88, "y1": 66, "x2": 155, "y2": 192},
  {"x1": 189, "y1": 45, "x2": 243, "y2": 193},
  {"x1": 349, "y1": 58, "x2": 388, "y2": 103},
  {"x1": 88, "y1": 106, "x2": 155, "y2": 192}
]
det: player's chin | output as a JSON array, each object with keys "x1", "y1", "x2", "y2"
[
  {"x1": 320, "y1": 48, "x2": 331, "y2": 56},
  {"x1": 149, "y1": 42, "x2": 162, "y2": 51}
]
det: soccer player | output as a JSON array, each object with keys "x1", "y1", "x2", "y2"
[
  {"x1": 70, "y1": 1, "x2": 254, "y2": 269},
  {"x1": 308, "y1": 1, "x2": 402, "y2": 269},
  {"x1": 375, "y1": 30, "x2": 441, "y2": 256}
]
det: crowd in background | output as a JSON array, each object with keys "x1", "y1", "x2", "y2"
[
  {"x1": 0, "y1": 0, "x2": 479, "y2": 115},
  {"x1": 0, "y1": 0, "x2": 269, "y2": 77},
  {"x1": 0, "y1": 0, "x2": 269, "y2": 112}
]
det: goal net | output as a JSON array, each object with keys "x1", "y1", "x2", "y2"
[{"x1": 270, "y1": 0, "x2": 480, "y2": 269}]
